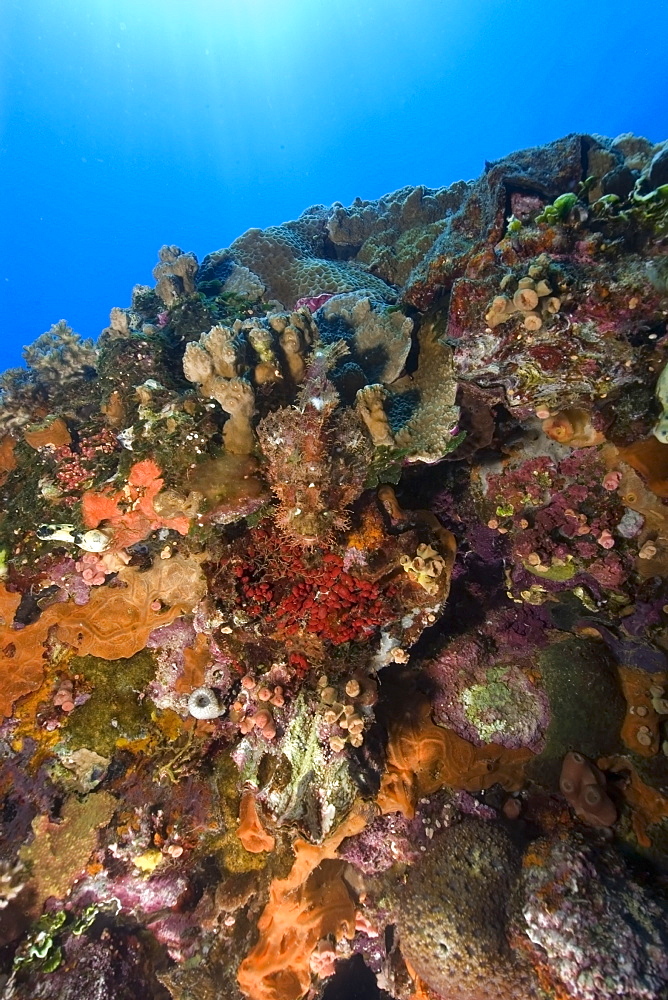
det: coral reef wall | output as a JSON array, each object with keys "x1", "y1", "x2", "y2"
[{"x1": 1, "y1": 132, "x2": 668, "y2": 1000}]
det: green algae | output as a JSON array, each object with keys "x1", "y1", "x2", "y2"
[
  {"x1": 536, "y1": 192, "x2": 579, "y2": 225},
  {"x1": 523, "y1": 558, "x2": 576, "y2": 582},
  {"x1": 461, "y1": 668, "x2": 517, "y2": 743},
  {"x1": 528, "y1": 636, "x2": 626, "y2": 788},
  {"x1": 62, "y1": 650, "x2": 158, "y2": 756},
  {"x1": 10, "y1": 900, "x2": 120, "y2": 979}
]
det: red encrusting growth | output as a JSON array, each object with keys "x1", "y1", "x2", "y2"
[{"x1": 220, "y1": 524, "x2": 395, "y2": 646}]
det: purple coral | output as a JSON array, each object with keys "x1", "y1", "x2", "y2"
[
  {"x1": 339, "y1": 812, "x2": 417, "y2": 873},
  {"x1": 521, "y1": 834, "x2": 668, "y2": 1000},
  {"x1": 425, "y1": 633, "x2": 549, "y2": 751},
  {"x1": 47, "y1": 557, "x2": 91, "y2": 605}
]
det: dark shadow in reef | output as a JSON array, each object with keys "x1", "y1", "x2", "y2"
[{"x1": 321, "y1": 953, "x2": 390, "y2": 1000}]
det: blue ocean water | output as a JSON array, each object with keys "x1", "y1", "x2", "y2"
[{"x1": 1, "y1": 0, "x2": 666, "y2": 371}]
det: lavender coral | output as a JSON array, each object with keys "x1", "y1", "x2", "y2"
[{"x1": 520, "y1": 834, "x2": 668, "y2": 1000}]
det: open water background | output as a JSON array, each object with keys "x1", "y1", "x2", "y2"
[{"x1": 1, "y1": 0, "x2": 667, "y2": 369}]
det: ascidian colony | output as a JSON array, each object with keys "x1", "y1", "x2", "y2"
[{"x1": 1, "y1": 132, "x2": 668, "y2": 1000}]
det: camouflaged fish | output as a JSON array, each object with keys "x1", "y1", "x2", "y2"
[{"x1": 36, "y1": 523, "x2": 112, "y2": 552}]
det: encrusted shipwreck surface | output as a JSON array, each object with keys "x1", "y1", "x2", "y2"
[{"x1": 1, "y1": 132, "x2": 668, "y2": 1000}]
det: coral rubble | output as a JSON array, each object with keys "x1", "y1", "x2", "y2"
[{"x1": 1, "y1": 131, "x2": 668, "y2": 1000}]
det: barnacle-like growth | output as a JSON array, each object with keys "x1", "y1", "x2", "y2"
[
  {"x1": 188, "y1": 686, "x2": 223, "y2": 720},
  {"x1": 399, "y1": 543, "x2": 446, "y2": 595},
  {"x1": 484, "y1": 260, "x2": 562, "y2": 332}
]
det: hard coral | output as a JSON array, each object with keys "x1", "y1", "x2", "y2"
[
  {"x1": 3, "y1": 130, "x2": 668, "y2": 1000},
  {"x1": 396, "y1": 818, "x2": 540, "y2": 1000},
  {"x1": 356, "y1": 319, "x2": 461, "y2": 464},
  {"x1": 521, "y1": 833, "x2": 668, "y2": 1000},
  {"x1": 183, "y1": 324, "x2": 260, "y2": 455},
  {"x1": 22, "y1": 321, "x2": 97, "y2": 388},
  {"x1": 317, "y1": 293, "x2": 414, "y2": 385},
  {"x1": 204, "y1": 220, "x2": 395, "y2": 309},
  {"x1": 152, "y1": 245, "x2": 198, "y2": 305}
]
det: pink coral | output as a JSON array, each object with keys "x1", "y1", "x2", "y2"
[
  {"x1": 602, "y1": 470, "x2": 622, "y2": 491},
  {"x1": 75, "y1": 551, "x2": 107, "y2": 586},
  {"x1": 309, "y1": 939, "x2": 338, "y2": 978},
  {"x1": 597, "y1": 529, "x2": 615, "y2": 549},
  {"x1": 559, "y1": 751, "x2": 617, "y2": 828},
  {"x1": 294, "y1": 293, "x2": 335, "y2": 312}
]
